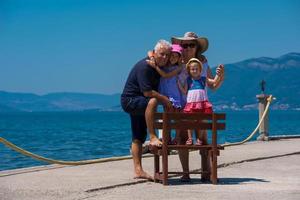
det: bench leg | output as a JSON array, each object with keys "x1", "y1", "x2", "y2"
[
  {"x1": 210, "y1": 150, "x2": 218, "y2": 184},
  {"x1": 154, "y1": 154, "x2": 160, "y2": 183},
  {"x1": 162, "y1": 146, "x2": 168, "y2": 185}
]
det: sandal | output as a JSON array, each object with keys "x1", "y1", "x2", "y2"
[
  {"x1": 185, "y1": 138, "x2": 193, "y2": 145},
  {"x1": 195, "y1": 139, "x2": 203, "y2": 146}
]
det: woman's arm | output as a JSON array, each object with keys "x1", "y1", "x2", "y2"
[
  {"x1": 206, "y1": 77, "x2": 216, "y2": 85},
  {"x1": 207, "y1": 64, "x2": 225, "y2": 90}
]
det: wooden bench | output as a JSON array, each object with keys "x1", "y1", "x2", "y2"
[{"x1": 150, "y1": 112, "x2": 226, "y2": 185}]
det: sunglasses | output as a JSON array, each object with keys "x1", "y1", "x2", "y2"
[{"x1": 182, "y1": 43, "x2": 196, "y2": 49}]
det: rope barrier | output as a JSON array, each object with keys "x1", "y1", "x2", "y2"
[
  {"x1": 221, "y1": 95, "x2": 274, "y2": 147},
  {"x1": 0, "y1": 95, "x2": 274, "y2": 165},
  {"x1": 0, "y1": 137, "x2": 154, "y2": 165}
]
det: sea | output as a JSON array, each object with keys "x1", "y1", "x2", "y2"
[{"x1": 0, "y1": 110, "x2": 299, "y2": 171}]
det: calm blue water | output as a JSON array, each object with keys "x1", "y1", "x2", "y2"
[{"x1": 0, "y1": 110, "x2": 299, "y2": 171}]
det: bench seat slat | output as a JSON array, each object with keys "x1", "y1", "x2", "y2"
[
  {"x1": 154, "y1": 122, "x2": 226, "y2": 130},
  {"x1": 154, "y1": 112, "x2": 226, "y2": 120}
]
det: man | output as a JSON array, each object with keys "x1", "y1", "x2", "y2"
[{"x1": 121, "y1": 40, "x2": 172, "y2": 180}]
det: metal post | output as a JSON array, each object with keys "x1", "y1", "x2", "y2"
[{"x1": 256, "y1": 94, "x2": 269, "y2": 141}]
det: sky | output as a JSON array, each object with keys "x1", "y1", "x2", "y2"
[{"x1": 0, "y1": 0, "x2": 299, "y2": 95}]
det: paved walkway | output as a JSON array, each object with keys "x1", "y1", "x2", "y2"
[{"x1": 1, "y1": 139, "x2": 300, "y2": 200}]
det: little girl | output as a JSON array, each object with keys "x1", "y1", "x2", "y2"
[
  {"x1": 178, "y1": 58, "x2": 219, "y2": 145},
  {"x1": 148, "y1": 44, "x2": 185, "y2": 110},
  {"x1": 147, "y1": 44, "x2": 185, "y2": 144}
]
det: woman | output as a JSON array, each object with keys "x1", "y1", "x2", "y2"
[
  {"x1": 171, "y1": 31, "x2": 225, "y2": 181},
  {"x1": 172, "y1": 31, "x2": 224, "y2": 90}
]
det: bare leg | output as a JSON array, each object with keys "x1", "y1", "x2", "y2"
[
  {"x1": 199, "y1": 129, "x2": 208, "y2": 144},
  {"x1": 145, "y1": 98, "x2": 162, "y2": 147},
  {"x1": 174, "y1": 129, "x2": 180, "y2": 143},
  {"x1": 195, "y1": 129, "x2": 203, "y2": 145},
  {"x1": 186, "y1": 130, "x2": 193, "y2": 145},
  {"x1": 178, "y1": 130, "x2": 190, "y2": 180},
  {"x1": 187, "y1": 130, "x2": 193, "y2": 139},
  {"x1": 132, "y1": 139, "x2": 153, "y2": 180},
  {"x1": 199, "y1": 130, "x2": 210, "y2": 181}
]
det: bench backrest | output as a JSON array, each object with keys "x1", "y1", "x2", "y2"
[
  {"x1": 154, "y1": 112, "x2": 226, "y2": 146},
  {"x1": 154, "y1": 112, "x2": 226, "y2": 131}
]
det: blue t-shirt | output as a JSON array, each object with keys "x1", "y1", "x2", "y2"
[
  {"x1": 159, "y1": 65, "x2": 184, "y2": 108},
  {"x1": 121, "y1": 58, "x2": 160, "y2": 98}
]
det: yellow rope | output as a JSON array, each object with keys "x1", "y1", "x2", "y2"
[
  {"x1": 0, "y1": 95, "x2": 274, "y2": 165},
  {"x1": 221, "y1": 95, "x2": 274, "y2": 147},
  {"x1": 0, "y1": 137, "x2": 155, "y2": 165}
]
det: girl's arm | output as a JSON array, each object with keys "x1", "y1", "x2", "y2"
[
  {"x1": 146, "y1": 50, "x2": 183, "y2": 78},
  {"x1": 177, "y1": 78, "x2": 188, "y2": 95},
  {"x1": 155, "y1": 65, "x2": 183, "y2": 78}
]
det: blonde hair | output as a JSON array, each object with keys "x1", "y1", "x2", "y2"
[{"x1": 186, "y1": 58, "x2": 203, "y2": 76}]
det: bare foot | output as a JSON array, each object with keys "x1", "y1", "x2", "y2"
[
  {"x1": 149, "y1": 137, "x2": 162, "y2": 147},
  {"x1": 134, "y1": 171, "x2": 154, "y2": 181}
]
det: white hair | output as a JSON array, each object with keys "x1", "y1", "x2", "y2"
[{"x1": 154, "y1": 39, "x2": 171, "y2": 52}]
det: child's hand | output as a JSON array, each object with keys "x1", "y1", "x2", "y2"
[{"x1": 146, "y1": 57, "x2": 157, "y2": 69}]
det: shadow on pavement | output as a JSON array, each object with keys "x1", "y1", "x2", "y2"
[
  {"x1": 162, "y1": 177, "x2": 269, "y2": 186},
  {"x1": 218, "y1": 177, "x2": 269, "y2": 185}
]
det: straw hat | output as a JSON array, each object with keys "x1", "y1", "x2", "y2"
[
  {"x1": 186, "y1": 58, "x2": 203, "y2": 74},
  {"x1": 171, "y1": 32, "x2": 209, "y2": 54}
]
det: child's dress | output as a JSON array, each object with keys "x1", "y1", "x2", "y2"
[
  {"x1": 159, "y1": 65, "x2": 185, "y2": 109},
  {"x1": 183, "y1": 63, "x2": 213, "y2": 114}
]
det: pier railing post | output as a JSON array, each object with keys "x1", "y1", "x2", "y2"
[{"x1": 256, "y1": 94, "x2": 270, "y2": 141}]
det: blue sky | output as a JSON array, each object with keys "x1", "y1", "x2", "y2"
[{"x1": 0, "y1": 0, "x2": 299, "y2": 95}]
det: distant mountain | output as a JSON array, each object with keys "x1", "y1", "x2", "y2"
[
  {"x1": 209, "y1": 52, "x2": 300, "y2": 110},
  {"x1": 0, "y1": 52, "x2": 299, "y2": 112},
  {"x1": 0, "y1": 91, "x2": 121, "y2": 112}
]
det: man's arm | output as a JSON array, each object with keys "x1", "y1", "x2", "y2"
[{"x1": 136, "y1": 62, "x2": 172, "y2": 109}]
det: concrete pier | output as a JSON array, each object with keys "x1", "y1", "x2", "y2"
[{"x1": 1, "y1": 138, "x2": 300, "y2": 200}]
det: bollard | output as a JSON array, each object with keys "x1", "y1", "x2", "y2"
[{"x1": 256, "y1": 94, "x2": 270, "y2": 141}]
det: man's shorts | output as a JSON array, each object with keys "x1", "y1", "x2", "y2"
[
  {"x1": 129, "y1": 114, "x2": 147, "y2": 143},
  {"x1": 121, "y1": 96, "x2": 150, "y2": 143}
]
